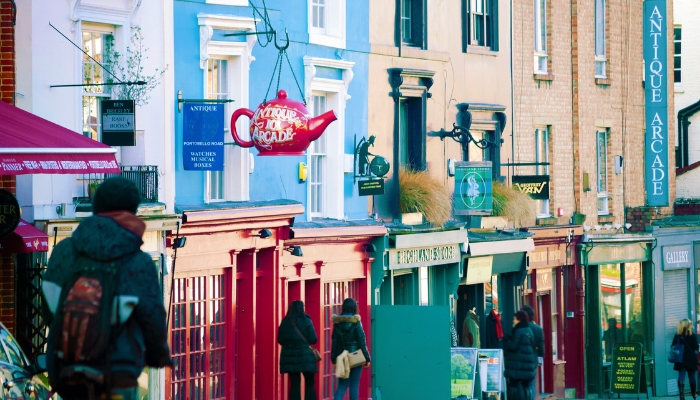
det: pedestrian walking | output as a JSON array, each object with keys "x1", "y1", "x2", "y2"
[
  {"x1": 672, "y1": 318, "x2": 699, "y2": 400},
  {"x1": 331, "y1": 298, "x2": 371, "y2": 400},
  {"x1": 278, "y1": 300, "x2": 319, "y2": 400},
  {"x1": 522, "y1": 305, "x2": 544, "y2": 398},
  {"x1": 503, "y1": 310, "x2": 538, "y2": 400},
  {"x1": 42, "y1": 177, "x2": 173, "y2": 400}
]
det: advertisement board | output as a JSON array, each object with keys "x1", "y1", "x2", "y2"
[
  {"x1": 451, "y1": 347, "x2": 477, "y2": 399},
  {"x1": 453, "y1": 162, "x2": 493, "y2": 216},
  {"x1": 182, "y1": 103, "x2": 224, "y2": 171}
]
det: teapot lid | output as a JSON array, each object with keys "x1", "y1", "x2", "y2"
[{"x1": 264, "y1": 90, "x2": 308, "y2": 113}]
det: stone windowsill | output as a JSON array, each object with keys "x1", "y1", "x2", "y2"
[
  {"x1": 598, "y1": 214, "x2": 615, "y2": 223},
  {"x1": 534, "y1": 73, "x2": 554, "y2": 82},
  {"x1": 467, "y1": 45, "x2": 498, "y2": 57},
  {"x1": 595, "y1": 78, "x2": 612, "y2": 86}
]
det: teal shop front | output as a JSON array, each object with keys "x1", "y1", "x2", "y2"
[
  {"x1": 579, "y1": 234, "x2": 654, "y2": 398},
  {"x1": 370, "y1": 227, "x2": 467, "y2": 399},
  {"x1": 648, "y1": 217, "x2": 700, "y2": 396}
]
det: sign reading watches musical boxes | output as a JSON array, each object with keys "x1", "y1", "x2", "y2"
[{"x1": 182, "y1": 103, "x2": 224, "y2": 171}]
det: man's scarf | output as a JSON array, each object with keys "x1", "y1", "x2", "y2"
[{"x1": 491, "y1": 309, "x2": 504, "y2": 339}]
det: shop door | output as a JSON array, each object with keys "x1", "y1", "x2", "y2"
[
  {"x1": 664, "y1": 269, "x2": 689, "y2": 395},
  {"x1": 373, "y1": 305, "x2": 450, "y2": 399}
]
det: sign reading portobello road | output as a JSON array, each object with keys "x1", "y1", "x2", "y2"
[
  {"x1": 643, "y1": 0, "x2": 668, "y2": 206},
  {"x1": 389, "y1": 244, "x2": 460, "y2": 269}
]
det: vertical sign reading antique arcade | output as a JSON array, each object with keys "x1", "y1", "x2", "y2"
[{"x1": 643, "y1": 0, "x2": 668, "y2": 206}]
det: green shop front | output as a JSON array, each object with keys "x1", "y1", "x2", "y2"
[
  {"x1": 648, "y1": 217, "x2": 700, "y2": 396},
  {"x1": 579, "y1": 234, "x2": 655, "y2": 397}
]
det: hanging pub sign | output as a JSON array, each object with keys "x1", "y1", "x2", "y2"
[
  {"x1": 358, "y1": 179, "x2": 385, "y2": 196},
  {"x1": 230, "y1": 90, "x2": 337, "y2": 156},
  {"x1": 453, "y1": 161, "x2": 493, "y2": 216},
  {"x1": 512, "y1": 175, "x2": 550, "y2": 200},
  {"x1": 182, "y1": 102, "x2": 224, "y2": 171},
  {"x1": 354, "y1": 135, "x2": 390, "y2": 196},
  {"x1": 0, "y1": 189, "x2": 21, "y2": 239},
  {"x1": 643, "y1": 0, "x2": 668, "y2": 206},
  {"x1": 101, "y1": 100, "x2": 135, "y2": 146}
]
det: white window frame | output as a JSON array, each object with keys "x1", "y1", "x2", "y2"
[
  {"x1": 308, "y1": 93, "x2": 328, "y2": 218},
  {"x1": 199, "y1": 14, "x2": 258, "y2": 202},
  {"x1": 535, "y1": 127, "x2": 551, "y2": 217},
  {"x1": 674, "y1": 26, "x2": 681, "y2": 85},
  {"x1": 308, "y1": 0, "x2": 346, "y2": 49},
  {"x1": 303, "y1": 56, "x2": 354, "y2": 220},
  {"x1": 205, "y1": 58, "x2": 228, "y2": 202},
  {"x1": 311, "y1": 0, "x2": 327, "y2": 32},
  {"x1": 533, "y1": 0, "x2": 547, "y2": 74},
  {"x1": 596, "y1": 129, "x2": 609, "y2": 215},
  {"x1": 594, "y1": 0, "x2": 607, "y2": 78},
  {"x1": 81, "y1": 24, "x2": 115, "y2": 142},
  {"x1": 470, "y1": 0, "x2": 490, "y2": 48}
]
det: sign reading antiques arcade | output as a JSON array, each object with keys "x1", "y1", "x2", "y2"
[
  {"x1": 183, "y1": 103, "x2": 224, "y2": 171},
  {"x1": 453, "y1": 162, "x2": 493, "y2": 216},
  {"x1": 513, "y1": 175, "x2": 550, "y2": 200},
  {"x1": 643, "y1": 0, "x2": 668, "y2": 206}
]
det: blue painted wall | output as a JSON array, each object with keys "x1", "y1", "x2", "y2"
[{"x1": 174, "y1": 0, "x2": 369, "y2": 220}]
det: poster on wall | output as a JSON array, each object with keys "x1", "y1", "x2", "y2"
[
  {"x1": 182, "y1": 103, "x2": 224, "y2": 171},
  {"x1": 451, "y1": 347, "x2": 477, "y2": 399},
  {"x1": 453, "y1": 162, "x2": 493, "y2": 216}
]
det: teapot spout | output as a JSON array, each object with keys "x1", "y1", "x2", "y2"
[{"x1": 307, "y1": 110, "x2": 337, "y2": 141}]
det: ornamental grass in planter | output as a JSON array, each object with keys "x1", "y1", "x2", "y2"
[
  {"x1": 492, "y1": 181, "x2": 536, "y2": 227},
  {"x1": 399, "y1": 169, "x2": 452, "y2": 226}
]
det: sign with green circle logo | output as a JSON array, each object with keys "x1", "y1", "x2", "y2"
[{"x1": 453, "y1": 162, "x2": 492, "y2": 216}]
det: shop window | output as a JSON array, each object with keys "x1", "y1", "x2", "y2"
[
  {"x1": 596, "y1": 130, "x2": 609, "y2": 215},
  {"x1": 419, "y1": 267, "x2": 429, "y2": 305},
  {"x1": 462, "y1": 0, "x2": 499, "y2": 52},
  {"x1": 81, "y1": 25, "x2": 114, "y2": 142},
  {"x1": 398, "y1": 97, "x2": 426, "y2": 171},
  {"x1": 674, "y1": 26, "x2": 682, "y2": 84},
  {"x1": 322, "y1": 281, "x2": 360, "y2": 398},
  {"x1": 594, "y1": 0, "x2": 607, "y2": 78},
  {"x1": 485, "y1": 275, "x2": 499, "y2": 316},
  {"x1": 169, "y1": 272, "x2": 229, "y2": 400},
  {"x1": 308, "y1": 0, "x2": 346, "y2": 48},
  {"x1": 396, "y1": 0, "x2": 426, "y2": 49},
  {"x1": 533, "y1": 0, "x2": 548, "y2": 73},
  {"x1": 206, "y1": 58, "x2": 228, "y2": 202},
  {"x1": 535, "y1": 127, "x2": 550, "y2": 217}
]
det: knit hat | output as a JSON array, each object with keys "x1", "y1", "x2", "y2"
[{"x1": 92, "y1": 177, "x2": 141, "y2": 214}]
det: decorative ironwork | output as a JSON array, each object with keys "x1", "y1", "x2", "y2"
[
  {"x1": 107, "y1": 165, "x2": 159, "y2": 203},
  {"x1": 15, "y1": 253, "x2": 48, "y2": 359}
]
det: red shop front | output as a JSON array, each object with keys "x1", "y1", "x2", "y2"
[{"x1": 165, "y1": 202, "x2": 385, "y2": 400}]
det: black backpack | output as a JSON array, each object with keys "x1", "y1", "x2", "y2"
[{"x1": 47, "y1": 256, "x2": 120, "y2": 400}]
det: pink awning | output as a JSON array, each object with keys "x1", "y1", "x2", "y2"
[
  {"x1": 0, "y1": 101, "x2": 120, "y2": 175},
  {"x1": 0, "y1": 219, "x2": 49, "y2": 253}
]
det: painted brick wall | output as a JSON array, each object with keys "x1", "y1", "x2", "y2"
[
  {"x1": 512, "y1": 0, "x2": 675, "y2": 228},
  {"x1": 0, "y1": 0, "x2": 16, "y2": 333}
]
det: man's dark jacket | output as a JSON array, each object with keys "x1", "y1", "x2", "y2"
[
  {"x1": 528, "y1": 321, "x2": 545, "y2": 358},
  {"x1": 503, "y1": 320, "x2": 538, "y2": 381},
  {"x1": 43, "y1": 214, "x2": 171, "y2": 380},
  {"x1": 277, "y1": 314, "x2": 319, "y2": 373},
  {"x1": 330, "y1": 315, "x2": 371, "y2": 364}
]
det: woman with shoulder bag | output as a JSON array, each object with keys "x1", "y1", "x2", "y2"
[
  {"x1": 672, "y1": 319, "x2": 699, "y2": 400},
  {"x1": 278, "y1": 300, "x2": 319, "y2": 400},
  {"x1": 331, "y1": 298, "x2": 371, "y2": 400}
]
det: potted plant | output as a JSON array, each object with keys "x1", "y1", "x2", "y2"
[
  {"x1": 491, "y1": 182, "x2": 536, "y2": 227},
  {"x1": 399, "y1": 169, "x2": 452, "y2": 226},
  {"x1": 87, "y1": 179, "x2": 100, "y2": 201}
]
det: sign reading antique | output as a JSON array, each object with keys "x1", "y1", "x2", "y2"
[
  {"x1": 231, "y1": 90, "x2": 337, "y2": 156},
  {"x1": 101, "y1": 100, "x2": 135, "y2": 146},
  {"x1": 464, "y1": 256, "x2": 493, "y2": 285},
  {"x1": 389, "y1": 244, "x2": 460, "y2": 269},
  {"x1": 0, "y1": 189, "x2": 21, "y2": 239},
  {"x1": 358, "y1": 179, "x2": 385, "y2": 196},
  {"x1": 663, "y1": 245, "x2": 692, "y2": 270},
  {"x1": 643, "y1": 0, "x2": 668, "y2": 206},
  {"x1": 611, "y1": 342, "x2": 645, "y2": 395},
  {"x1": 453, "y1": 161, "x2": 493, "y2": 216},
  {"x1": 512, "y1": 175, "x2": 550, "y2": 200},
  {"x1": 183, "y1": 103, "x2": 224, "y2": 171}
]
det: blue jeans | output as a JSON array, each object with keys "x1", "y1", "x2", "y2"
[
  {"x1": 334, "y1": 366, "x2": 362, "y2": 400},
  {"x1": 679, "y1": 368, "x2": 697, "y2": 384}
]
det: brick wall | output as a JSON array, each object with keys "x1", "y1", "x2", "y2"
[
  {"x1": 512, "y1": 0, "x2": 676, "y2": 227},
  {"x1": 626, "y1": 206, "x2": 673, "y2": 232},
  {"x1": 0, "y1": 0, "x2": 16, "y2": 333}
]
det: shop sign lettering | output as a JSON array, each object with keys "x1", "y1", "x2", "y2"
[
  {"x1": 587, "y1": 244, "x2": 648, "y2": 264},
  {"x1": 389, "y1": 244, "x2": 460, "y2": 269},
  {"x1": 663, "y1": 245, "x2": 692, "y2": 270},
  {"x1": 183, "y1": 103, "x2": 224, "y2": 171},
  {"x1": 512, "y1": 175, "x2": 550, "y2": 200},
  {"x1": 611, "y1": 343, "x2": 645, "y2": 394},
  {"x1": 530, "y1": 245, "x2": 564, "y2": 268},
  {"x1": 464, "y1": 256, "x2": 493, "y2": 285},
  {"x1": 0, "y1": 189, "x2": 20, "y2": 238}
]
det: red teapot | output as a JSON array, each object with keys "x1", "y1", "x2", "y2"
[{"x1": 230, "y1": 90, "x2": 337, "y2": 156}]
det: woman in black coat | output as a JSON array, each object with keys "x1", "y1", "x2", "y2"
[
  {"x1": 278, "y1": 300, "x2": 319, "y2": 400},
  {"x1": 503, "y1": 311, "x2": 538, "y2": 400},
  {"x1": 672, "y1": 318, "x2": 699, "y2": 400}
]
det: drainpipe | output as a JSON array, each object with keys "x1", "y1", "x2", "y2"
[
  {"x1": 509, "y1": 0, "x2": 515, "y2": 183},
  {"x1": 677, "y1": 98, "x2": 700, "y2": 168}
]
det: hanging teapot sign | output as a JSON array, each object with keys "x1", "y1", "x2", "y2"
[{"x1": 230, "y1": 90, "x2": 337, "y2": 156}]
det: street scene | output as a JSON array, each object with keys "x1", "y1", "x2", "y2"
[{"x1": 0, "y1": 0, "x2": 697, "y2": 399}]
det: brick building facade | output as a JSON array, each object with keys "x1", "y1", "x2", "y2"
[{"x1": 0, "y1": 0, "x2": 16, "y2": 333}]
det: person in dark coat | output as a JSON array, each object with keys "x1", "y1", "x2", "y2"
[
  {"x1": 278, "y1": 300, "x2": 319, "y2": 400},
  {"x1": 485, "y1": 309, "x2": 504, "y2": 348},
  {"x1": 603, "y1": 318, "x2": 619, "y2": 362},
  {"x1": 331, "y1": 298, "x2": 371, "y2": 400},
  {"x1": 42, "y1": 177, "x2": 173, "y2": 400},
  {"x1": 672, "y1": 318, "x2": 699, "y2": 400},
  {"x1": 522, "y1": 305, "x2": 545, "y2": 397},
  {"x1": 503, "y1": 311, "x2": 538, "y2": 400}
]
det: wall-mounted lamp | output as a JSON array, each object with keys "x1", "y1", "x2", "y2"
[
  {"x1": 298, "y1": 162, "x2": 307, "y2": 183},
  {"x1": 285, "y1": 246, "x2": 303, "y2": 257},
  {"x1": 362, "y1": 243, "x2": 377, "y2": 253},
  {"x1": 252, "y1": 228, "x2": 272, "y2": 239},
  {"x1": 171, "y1": 236, "x2": 187, "y2": 249}
]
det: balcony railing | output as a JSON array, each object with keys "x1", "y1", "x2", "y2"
[{"x1": 81, "y1": 165, "x2": 159, "y2": 203}]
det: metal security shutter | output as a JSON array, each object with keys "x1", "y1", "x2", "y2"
[{"x1": 664, "y1": 269, "x2": 689, "y2": 395}]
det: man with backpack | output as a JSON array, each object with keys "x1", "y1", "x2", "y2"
[{"x1": 42, "y1": 177, "x2": 173, "y2": 400}]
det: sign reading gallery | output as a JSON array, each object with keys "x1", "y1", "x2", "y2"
[{"x1": 643, "y1": 0, "x2": 668, "y2": 206}]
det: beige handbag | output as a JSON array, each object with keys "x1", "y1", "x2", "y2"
[{"x1": 347, "y1": 349, "x2": 367, "y2": 368}]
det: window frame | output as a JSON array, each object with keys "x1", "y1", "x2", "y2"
[
  {"x1": 596, "y1": 129, "x2": 609, "y2": 216},
  {"x1": 462, "y1": 0, "x2": 499, "y2": 52},
  {"x1": 594, "y1": 0, "x2": 607, "y2": 78},
  {"x1": 205, "y1": 58, "x2": 229, "y2": 203},
  {"x1": 674, "y1": 26, "x2": 681, "y2": 84},
  {"x1": 81, "y1": 24, "x2": 115, "y2": 142},
  {"x1": 533, "y1": 0, "x2": 548, "y2": 74},
  {"x1": 308, "y1": 93, "x2": 328, "y2": 218},
  {"x1": 535, "y1": 127, "x2": 551, "y2": 217},
  {"x1": 308, "y1": 0, "x2": 346, "y2": 49},
  {"x1": 396, "y1": 0, "x2": 427, "y2": 50}
]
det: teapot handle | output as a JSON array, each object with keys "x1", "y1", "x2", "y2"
[{"x1": 230, "y1": 108, "x2": 255, "y2": 148}]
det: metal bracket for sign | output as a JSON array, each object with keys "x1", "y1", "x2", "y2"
[
  {"x1": 501, "y1": 162, "x2": 550, "y2": 167},
  {"x1": 223, "y1": 29, "x2": 290, "y2": 51},
  {"x1": 177, "y1": 90, "x2": 235, "y2": 112},
  {"x1": 50, "y1": 81, "x2": 147, "y2": 89}
]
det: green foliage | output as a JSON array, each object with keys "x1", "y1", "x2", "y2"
[
  {"x1": 451, "y1": 354, "x2": 469, "y2": 380},
  {"x1": 105, "y1": 28, "x2": 167, "y2": 106}
]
